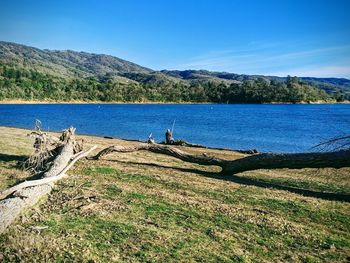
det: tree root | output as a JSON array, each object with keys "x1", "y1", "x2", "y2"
[
  {"x1": 0, "y1": 127, "x2": 96, "y2": 234},
  {"x1": 0, "y1": 145, "x2": 96, "y2": 200}
]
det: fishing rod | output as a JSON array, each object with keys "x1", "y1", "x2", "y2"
[{"x1": 171, "y1": 119, "x2": 176, "y2": 136}]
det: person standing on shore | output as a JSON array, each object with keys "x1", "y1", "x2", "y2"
[{"x1": 165, "y1": 129, "x2": 173, "y2": 144}]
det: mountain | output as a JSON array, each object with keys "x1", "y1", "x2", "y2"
[
  {"x1": 0, "y1": 41, "x2": 349, "y2": 102},
  {"x1": 0, "y1": 41, "x2": 151, "y2": 76}
]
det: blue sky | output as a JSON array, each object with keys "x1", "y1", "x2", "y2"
[{"x1": 0, "y1": 0, "x2": 349, "y2": 78}]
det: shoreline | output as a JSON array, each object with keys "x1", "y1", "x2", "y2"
[
  {"x1": 0, "y1": 125, "x2": 326, "y2": 154},
  {"x1": 0, "y1": 99, "x2": 349, "y2": 105},
  {"x1": 0, "y1": 100, "x2": 210, "y2": 105},
  {"x1": 0, "y1": 125, "x2": 349, "y2": 262},
  {"x1": 0, "y1": 125, "x2": 256, "y2": 154}
]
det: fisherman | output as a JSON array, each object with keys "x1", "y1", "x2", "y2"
[
  {"x1": 147, "y1": 133, "x2": 155, "y2": 144},
  {"x1": 165, "y1": 129, "x2": 173, "y2": 144}
]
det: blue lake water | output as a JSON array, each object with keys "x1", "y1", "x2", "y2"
[{"x1": 0, "y1": 104, "x2": 349, "y2": 153}]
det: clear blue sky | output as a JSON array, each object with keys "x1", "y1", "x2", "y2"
[{"x1": 0, "y1": 0, "x2": 349, "y2": 78}]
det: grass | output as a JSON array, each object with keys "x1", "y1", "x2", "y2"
[{"x1": 0, "y1": 126, "x2": 349, "y2": 262}]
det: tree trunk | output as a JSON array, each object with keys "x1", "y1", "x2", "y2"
[
  {"x1": 92, "y1": 144, "x2": 225, "y2": 166},
  {"x1": 92, "y1": 143, "x2": 350, "y2": 174},
  {"x1": 0, "y1": 128, "x2": 95, "y2": 234},
  {"x1": 220, "y1": 149, "x2": 350, "y2": 174}
]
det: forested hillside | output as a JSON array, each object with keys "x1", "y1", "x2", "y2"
[{"x1": 0, "y1": 41, "x2": 348, "y2": 103}]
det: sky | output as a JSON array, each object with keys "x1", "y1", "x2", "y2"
[{"x1": 0, "y1": 0, "x2": 350, "y2": 78}]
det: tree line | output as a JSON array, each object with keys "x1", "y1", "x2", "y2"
[{"x1": 0, "y1": 65, "x2": 337, "y2": 103}]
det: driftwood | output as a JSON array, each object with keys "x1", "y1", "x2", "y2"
[
  {"x1": 0, "y1": 146, "x2": 96, "y2": 200},
  {"x1": 165, "y1": 140, "x2": 258, "y2": 154},
  {"x1": 0, "y1": 127, "x2": 95, "y2": 234},
  {"x1": 96, "y1": 134, "x2": 259, "y2": 154},
  {"x1": 92, "y1": 143, "x2": 350, "y2": 174}
]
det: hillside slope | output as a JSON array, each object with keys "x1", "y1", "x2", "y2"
[
  {"x1": 0, "y1": 41, "x2": 349, "y2": 102},
  {"x1": 0, "y1": 41, "x2": 151, "y2": 77}
]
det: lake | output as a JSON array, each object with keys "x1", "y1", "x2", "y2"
[{"x1": 0, "y1": 104, "x2": 349, "y2": 153}]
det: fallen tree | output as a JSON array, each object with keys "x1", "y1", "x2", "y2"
[
  {"x1": 161, "y1": 139, "x2": 258, "y2": 154},
  {"x1": 92, "y1": 143, "x2": 350, "y2": 174},
  {"x1": 0, "y1": 127, "x2": 96, "y2": 234}
]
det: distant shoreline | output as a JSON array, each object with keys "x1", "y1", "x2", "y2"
[
  {"x1": 0, "y1": 100, "x2": 209, "y2": 105},
  {"x1": 0, "y1": 99, "x2": 349, "y2": 105}
]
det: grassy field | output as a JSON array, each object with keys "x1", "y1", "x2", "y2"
[{"x1": 0, "y1": 126, "x2": 349, "y2": 262}]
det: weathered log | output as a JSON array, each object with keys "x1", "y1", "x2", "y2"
[
  {"x1": 0, "y1": 184, "x2": 53, "y2": 234},
  {"x1": 0, "y1": 128, "x2": 96, "y2": 234},
  {"x1": 0, "y1": 145, "x2": 96, "y2": 200},
  {"x1": 92, "y1": 143, "x2": 350, "y2": 174},
  {"x1": 220, "y1": 149, "x2": 350, "y2": 174},
  {"x1": 92, "y1": 144, "x2": 224, "y2": 166},
  {"x1": 160, "y1": 139, "x2": 259, "y2": 154}
]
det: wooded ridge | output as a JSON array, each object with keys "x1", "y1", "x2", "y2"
[{"x1": 1, "y1": 41, "x2": 349, "y2": 103}]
